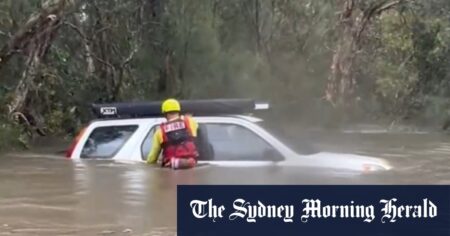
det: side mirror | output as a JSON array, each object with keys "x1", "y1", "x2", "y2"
[{"x1": 263, "y1": 148, "x2": 284, "y2": 162}]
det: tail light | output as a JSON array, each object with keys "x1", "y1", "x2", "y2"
[{"x1": 65, "y1": 127, "x2": 87, "y2": 158}]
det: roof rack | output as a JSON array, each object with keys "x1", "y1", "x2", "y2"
[{"x1": 91, "y1": 99, "x2": 270, "y2": 119}]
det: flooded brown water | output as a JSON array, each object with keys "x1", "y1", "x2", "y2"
[{"x1": 0, "y1": 131, "x2": 449, "y2": 235}]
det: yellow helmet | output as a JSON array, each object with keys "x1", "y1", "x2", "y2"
[{"x1": 161, "y1": 98, "x2": 181, "y2": 113}]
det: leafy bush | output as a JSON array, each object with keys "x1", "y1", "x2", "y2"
[{"x1": 0, "y1": 119, "x2": 28, "y2": 152}]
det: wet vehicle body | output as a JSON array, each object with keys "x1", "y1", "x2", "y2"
[{"x1": 65, "y1": 100, "x2": 392, "y2": 174}]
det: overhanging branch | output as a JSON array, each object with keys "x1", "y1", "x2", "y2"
[{"x1": 356, "y1": 0, "x2": 404, "y2": 44}]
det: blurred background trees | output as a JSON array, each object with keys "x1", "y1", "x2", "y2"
[{"x1": 0, "y1": 0, "x2": 449, "y2": 147}]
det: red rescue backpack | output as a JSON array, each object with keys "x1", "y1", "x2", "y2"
[{"x1": 160, "y1": 117, "x2": 199, "y2": 166}]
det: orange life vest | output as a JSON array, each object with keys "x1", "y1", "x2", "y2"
[{"x1": 160, "y1": 117, "x2": 199, "y2": 166}]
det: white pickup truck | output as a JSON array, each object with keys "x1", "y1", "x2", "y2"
[{"x1": 65, "y1": 99, "x2": 392, "y2": 173}]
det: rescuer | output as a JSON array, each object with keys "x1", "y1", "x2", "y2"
[{"x1": 146, "y1": 98, "x2": 199, "y2": 169}]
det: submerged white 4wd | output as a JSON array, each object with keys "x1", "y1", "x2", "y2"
[{"x1": 66, "y1": 113, "x2": 392, "y2": 173}]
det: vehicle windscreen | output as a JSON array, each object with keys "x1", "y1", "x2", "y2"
[{"x1": 81, "y1": 125, "x2": 138, "y2": 159}]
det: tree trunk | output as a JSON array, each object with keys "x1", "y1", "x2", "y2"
[
  {"x1": 72, "y1": 14, "x2": 95, "y2": 77},
  {"x1": 0, "y1": 0, "x2": 73, "y2": 73},
  {"x1": 325, "y1": 0, "x2": 357, "y2": 110},
  {"x1": 0, "y1": 0, "x2": 74, "y2": 135},
  {"x1": 325, "y1": 0, "x2": 404, "y2": 111}
]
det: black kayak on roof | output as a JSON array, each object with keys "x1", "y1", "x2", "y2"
[{"x1": 91, "y1": 99, "x2": 270, "y2": 119}]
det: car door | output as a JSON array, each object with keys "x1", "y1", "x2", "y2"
[
  {"x1": 140, "y1": 120, "x2": 284, "y2": 166},
  {"x1": 198, "y1": 122, "x2": 285, "y2": 166}
]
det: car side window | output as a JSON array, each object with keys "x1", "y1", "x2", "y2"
[
  {"x1": 81, "y1": 125, "x2": 138, "y2": 159},
  {"x1": 203, "y1": 123, "x2": 283, "y2": 161},
  {"x1": 141, "y1": 125, "x2": 160, "y2": 161}
]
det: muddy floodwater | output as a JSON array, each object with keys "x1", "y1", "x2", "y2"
[{"x1": 0, "y1": 130, "x2": 449, "y2": 235}]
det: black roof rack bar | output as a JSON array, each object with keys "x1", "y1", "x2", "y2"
[{"x1": 91, "y1": 99, "x2": 270, "y2": 119}]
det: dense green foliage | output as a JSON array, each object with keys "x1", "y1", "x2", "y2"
[{"x1": 0, "y1": 0, "x2": 449, "y2": 150}]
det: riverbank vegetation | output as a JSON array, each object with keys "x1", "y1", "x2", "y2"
[{"x1": 1, "y1": 0, "x2": 450, "y2": 151}]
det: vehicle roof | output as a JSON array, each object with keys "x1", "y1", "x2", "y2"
[{"x1": 88, "y1": 115, "x2": 263, "y2": 125}]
